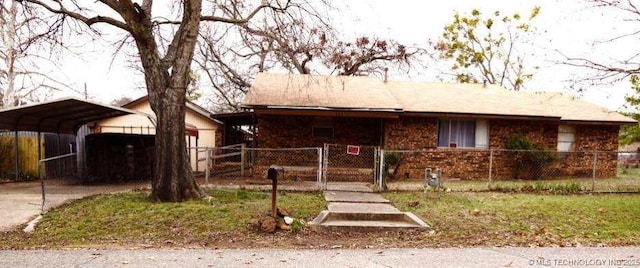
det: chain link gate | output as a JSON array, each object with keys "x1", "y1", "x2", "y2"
[{"x1": 321, "y1": 143, "x2": 381, "y2": 189}]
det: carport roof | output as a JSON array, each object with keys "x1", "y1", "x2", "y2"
[{"x1": 0, "y1": 97, "x2": 148, "y2": 134}]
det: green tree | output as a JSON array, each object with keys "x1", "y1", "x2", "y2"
[
  {"x1": 620, "y1": 75, "x2": 640, "y2": 146},
  {"x1": 435, "y1": 7, "x2": 540, "y2": 91}
]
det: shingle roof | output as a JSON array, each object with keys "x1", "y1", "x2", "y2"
[
  {"x1": 243, "y1": 73, "x2": 636, "y2": 124},
  {"x1": 243, "y1": 73, "x2": 401, "y2": 111},
  {"x1": 530, "y1": 92, "x2": 633, "y2": 123},
  {"x1": 386, "y1": 81, "x2": 556, "y2": 118}
]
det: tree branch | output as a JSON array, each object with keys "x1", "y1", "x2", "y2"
[
  {"x1": 200, "y1": 2, "x2": 271, "y2": 24},
  {"x1": 18, "y1": 0, "x2": 131, "y2": 32}
]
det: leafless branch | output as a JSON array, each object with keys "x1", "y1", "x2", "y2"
[{"x1": 18, "y1": 0, "x2": 130, "y2": 32}]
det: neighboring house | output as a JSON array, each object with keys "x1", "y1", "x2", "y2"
[
  {"x1": 242, "y1": 73, "x2": 636, "y2": 180},
  {"x1": 94, "y1": 95, "x2": 223, "y2": 172},
  {"x1": 619, "y1": 142, "x2": 640, "y2": 168},
  {"x1": 619, "y1": 142, "x2": 640, "y2": 152}
]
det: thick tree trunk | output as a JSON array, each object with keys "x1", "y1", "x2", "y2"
[
  {"x1": 123, "y1": 0, "x2": 204, "y2": 202},
  {"x1": 150, "y1": 87, "x2": 203, "y2": 201}
]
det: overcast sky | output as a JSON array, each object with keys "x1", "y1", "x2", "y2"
[{"x1": 51, "y1": 0, "x2": 636, "y2": 111}]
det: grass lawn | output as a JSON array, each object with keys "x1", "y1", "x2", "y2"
[
  {"x1": 386, "y1": 192, "x2": 640, "y2": 247},
  {"x1": 0, "y1": 189, "x2": 326, "y2": 249},
  {"x1": 0, "y1": 188, "x2": 638, "y2": 249}
]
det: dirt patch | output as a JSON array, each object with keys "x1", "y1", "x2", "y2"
[{"x1": 3, "y1": 224, "x2": 637, "y2": 250}]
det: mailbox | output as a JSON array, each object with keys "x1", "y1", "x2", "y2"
[
  {"x1": 267, "y1": 165, "x2": 284, "y2": 218},
  {"x1": 267, "y1": 165, "x2": 284, "y2": 181}
]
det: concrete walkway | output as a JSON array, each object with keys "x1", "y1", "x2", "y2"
[{"x1": 310, "y1": 182, "x2": 428, "y2": 231}]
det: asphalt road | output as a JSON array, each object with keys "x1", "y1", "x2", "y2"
[{"x1": 1, "y1": 247, "x2": 638, "y2": 268}]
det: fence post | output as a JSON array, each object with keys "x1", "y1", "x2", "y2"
[
  {"x1": 379, "y1": 149, "x2": 385, "y2": 191},
  {"x1": 317, "y1": 147, "x2": 323, "y2": 189},
  {"x1": 39, "y1": 160, "x2": 45, "y2": 214},
  {"x1": 205, "y1": 147, "x2": 210, "y2": 185},
  {"x1": 14, "y1": 130, "x2": 19, "y2": 181},
  {"x1": 592, "y1": 150, "x2": 598, "y2": 192},
  {"x1": 322, "y1": 143, "x2": 329, "y2": 189},
  {"x1": 195, "y1": 147, "x2": 199, "y2": 173},
  {"x1": 488, "y1": 149, "x2": 494, "y2": 189},
  {"x1": 373, "y1": 147, "x2": 378, "y2": 188},
  {"x1": 38, "y1": 131, "x2": 44, "y2": 214},
  {"x1": 240, "y1": 144, "x2": 246, "y2": 177}
]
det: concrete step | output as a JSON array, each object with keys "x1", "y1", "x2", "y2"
[
  {"x1": 324, "y1": 191, "x2": 390, "y2": 203},
  {"x1": 325, "y1": 182, "x2": 374, "y2": 192},
  {"x1": 309, "y1": 211, "x2": 428, "y2": 232},
  {"x1": 327, "y1": 202, "x2": 400, "y2": 213}
]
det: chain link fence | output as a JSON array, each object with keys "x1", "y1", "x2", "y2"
[
  {"x1": 323, "y1": 144, "x2": 379, "y2": 183},
  {"x1": 382, "y1": 149, "x2": 639, "y2": 193},
  {"x1": 193, "y1": 145, "x2": 640, "y2": 193},
  {"x1": 249, "y1": 147, "x2": 322, "y2": 182},
  {"x1": 192, "y1": 146, "x2": 322, "y2": 185}
]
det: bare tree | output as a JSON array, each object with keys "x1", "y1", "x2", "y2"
[
  {"x1": 111, "y1": 96, "x2": 133, "y2": 107},
  {"x1": 17, "y1": 0, "x2": 302, "y2": 202},
  {"x1": 327, "y1": 37, "x2": 417, "y2": 77},
  {"x1": 562, "y1": 0, "x2": 640, "y2": 84},
  {"x1": 195, "y1": 4, "x2": 424, "y2": 112},
  {"x1": 0, "y1": 0, "x2": 67, "y2": 108},
  {"x1": 562, "y1": 1, "x2": 640, "y2": 145}
]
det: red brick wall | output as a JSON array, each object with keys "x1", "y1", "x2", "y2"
[
  {"x1": 384, "y1": 117, "x2": 438, "y2": 149},
  {"x1": 572, "y1": 125, "x2": 620, "y2": 177},
  {"x1": 575, "y1": 125, "x2": 619, "y2": 151},
  {"x1": 488, "y1": 120, "x2": 558, "y2": 149},
  {"x1": 381, "y1": 117, "x2": 620, "y2": 180},
  {"x1": 257, "y1": 115, "x2": 382, "y2": 147}
]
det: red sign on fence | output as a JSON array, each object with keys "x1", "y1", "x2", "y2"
[{"x1": 346, "y1": 145, "x2": 360, "y2": 155}]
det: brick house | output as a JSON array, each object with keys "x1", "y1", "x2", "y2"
[{"x1": 242, "y1": 73, "x2": 636, "y2": 180}]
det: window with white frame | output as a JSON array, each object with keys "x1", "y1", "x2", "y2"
[
  {"x1": 437, "y1": 119, "x2": 489, "y2": 149},
  {"x1": 557, "y1": 125, "x2": 575, "y2": 152}
]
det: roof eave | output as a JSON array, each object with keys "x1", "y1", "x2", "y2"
[
  {"x1": 243, "y1": 104, "x2": 402, "y2": 113},
  {"x1": 402, "y1": 111, "x2": 561, "y2": 121},
  {"x1": 560, "y1": 119, "x2": 638, "y2": 126}
]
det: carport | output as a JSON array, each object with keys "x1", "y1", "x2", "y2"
[
  {"x1": 0, "y1": 97, "x2": 154, "y2": 180},
  {"x1": 0, "y1": 97, "x2": 154, "y2": 214}
]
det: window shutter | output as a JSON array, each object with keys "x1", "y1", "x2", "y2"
[{"x1": 475, "y1": 120, "x2": 489, "y2": 149}]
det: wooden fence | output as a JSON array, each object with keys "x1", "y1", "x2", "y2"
[{"x1": 0, "y1": 134, "x2": 42, "y2": 181}]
